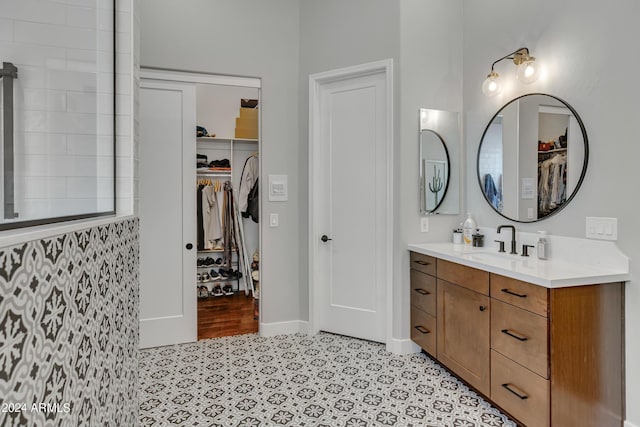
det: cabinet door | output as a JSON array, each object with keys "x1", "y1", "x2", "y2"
[{"x1": 437, "y1": 279, "x2": 490, "y2": 396}]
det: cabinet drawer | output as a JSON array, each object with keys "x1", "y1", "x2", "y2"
[
  {"x1": 491, "y1": 299, "x2": 549, "y2": 378},
  {"x1": 491, "y1": 274, "x2": 548, "y2": 317},
  {"x1": 410, "y1": 252, "x2": 436, "y2": 276},
  {"x1": 491, "y1": 350, "x2": 550, "y2": 427},
  {"x1": 437, "y1": 259, "x2": 489, "y2": 295},
  {"x1": 411, "y1": 307, "x2": 436, "y2": 356},
  {"x1": 410, "y1": 269, "x2": 436, "y2": 315}
]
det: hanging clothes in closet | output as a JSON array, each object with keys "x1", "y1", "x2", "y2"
[
  {"x1": 197, "y1": 179, "x2": 223, "y2": 250},
  {"x1": 239, "y1": 153, "x2": 259, "y2": 223},
  {"x1": 538, "y1": 153, "x2": 567, "y2": 216}
]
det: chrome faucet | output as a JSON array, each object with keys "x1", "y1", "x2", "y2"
[{"x1": 497, "y1": 225, "x2": 517, "y2": 254}]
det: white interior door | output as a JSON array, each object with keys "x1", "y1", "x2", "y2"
[
  {"x1": 139, "y1": 79, "x2": 197, "y2": 348},
  {"x1": 310, "y1": 61, "x2": 392, "y2": 343}
]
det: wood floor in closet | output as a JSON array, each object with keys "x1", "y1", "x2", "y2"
[{"x1": 198, "y1": 293, "x2": 258, "y2": 340}]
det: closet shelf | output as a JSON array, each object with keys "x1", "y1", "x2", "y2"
[
  {"x1": 198, "y1": 248, "x2": 237, "y2": 253},
  {"x1": 197, "y1": 137, "x2": 258, "y2": 143},
  {"x1": 197, "y1": 278, "x2": 240, "y2": 284},
  {"x1": 197, "y1": 171, "x2": 232, "y2": 177},
  {"x1": 538, "y1": 147, "x2": 567, "y2": 154},
  {"x1": 197, "y1": 263, "x2": 237, "y2": 269}
]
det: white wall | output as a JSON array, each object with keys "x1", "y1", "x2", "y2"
[
  {"x1": 139, "y1": 0, "x2": 300, "y2": 328},
  {"x1": 298, "y1": 0, "x2": 401, "y2": 332},
  {"x1": 462, "y1": 1, "x2": 640, "y2": 424},
  {"x1": 398, "y1": 0, "x2": 463, "y2": 341}
]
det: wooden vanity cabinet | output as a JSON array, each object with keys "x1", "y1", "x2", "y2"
[
  {"x1": 436, "y1": 260, "x2": 491, "y2": 396},
  {"x1": 409, "y1": 252, "x2": 624, "y2": 427},
  {"x1": 409, "y1": 252, "x2": 437, "y2": 356}
]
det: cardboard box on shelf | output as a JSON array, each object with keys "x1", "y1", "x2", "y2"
[
  {"x1": 239, "y1": 108, "x2": 258, "y2": 119},
  {"x1": 236, "y1": 117, "x2": 258, "y2": 130},
  {"x1": 235, "y1": 127, "x2": 258, "y2": 139}
]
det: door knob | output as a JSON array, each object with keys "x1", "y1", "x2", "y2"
[
  {"x1": 321, "y1": 235, "x2": 332, "y2": 242},
  {"x1": 185, "y1": 243, "x2": 193, "y2": 250},
  {"x1": 479, "y1": 305, "x2": 487, "y2": 312}
]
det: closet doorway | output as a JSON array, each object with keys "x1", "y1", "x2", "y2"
[{"x1": 139, "y1": 69, "x2": 261, "y2": 348}]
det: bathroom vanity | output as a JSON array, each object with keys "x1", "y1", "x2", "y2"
[{"x1": 408, "y1": 243, "x2": 629, "y2": 427}]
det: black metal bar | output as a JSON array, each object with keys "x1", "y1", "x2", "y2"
[
  {"x1": 502, "y1": 383, "x2": 528, "y2": 400},
  {"x1": 501, "y1": 288, "x2": 527, "y2": 298},
  {"x1": 414, "y1": 325, "x2": 430, "y2": 334},
  {"x1": 490, "y1": 47, "x2": 529, "y2": 72},
  {"x1": 501, "y1": 329, "x2": 528, "y2": 342},
  {"x1": 1, "y1": 61, "x2": 18, "y2": 219}
]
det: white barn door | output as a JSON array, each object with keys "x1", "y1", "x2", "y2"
[{"x1": 139, "y1": 79, "x2": 197, "y2": 348}]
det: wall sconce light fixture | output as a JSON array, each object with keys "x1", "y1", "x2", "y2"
[{"x1": 482, "y1": 47, "x2": 539, "y2": 97}]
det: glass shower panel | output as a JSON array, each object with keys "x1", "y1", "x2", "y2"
[{"x1": 0, "y1": 0, "x2": 115, "y2": 229}]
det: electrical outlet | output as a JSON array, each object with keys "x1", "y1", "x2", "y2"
[{"x1": 420, "y1": 217, "x2": 429, "y2": 233}]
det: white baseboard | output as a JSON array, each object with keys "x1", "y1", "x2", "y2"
[
  {"x1": 625, "y1": 421, "x2": 639, "y2": 427},
  {"x1": 387, "y1": 338, "x2": 421, "y2": 355},
  {"x1": 259, "y1": 320, "x2": 308, "y2": 337}
]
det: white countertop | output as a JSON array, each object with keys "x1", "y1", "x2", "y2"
[{"x1": 408, "y1": 242, "x2": 631, "y2": 288}]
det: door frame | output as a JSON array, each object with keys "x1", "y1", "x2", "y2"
[
  {"x1": 308, "y1": 59, "x2": 394, "y2": 348},
  {"x1": 139, "y1": 67, "x2": 263, "y2": 338}
]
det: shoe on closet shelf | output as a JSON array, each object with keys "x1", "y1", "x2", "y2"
[
  {"x1": 218, "y1": 268, "x2": 229, "y2": 278},
  {"x1": 197, "y1": 258, "x2": 205, "y2": 267},
  {"x1": 209, "y1": 269, "x2": 220, "y2": 280},
  {"x1": 198, "y1": 285, "x2": 208, "y2": 298},
  {"x1": 197, "y1": 273, "x2": 202, "y2": 282},
  {"x1": 211, "y1": 285, "x2": 223, "y2": 297},
  {"x1": 223, "y1": 285, "x2": 233, "y2": 296},
  {"x1": 203, "y1": 257, "x2": 215, "y2": 267},
  {"x1": 215, "y1": 257, "x2": 223, "y2": 265},
  {"x1": 201, "y1": 272, "x2": 211, "y2": 282}
]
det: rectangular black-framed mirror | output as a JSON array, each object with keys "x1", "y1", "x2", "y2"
[{"x1": 419, "y1": 108, "x2": 461, "y2": 215}]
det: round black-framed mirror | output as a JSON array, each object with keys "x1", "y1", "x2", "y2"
[
  {"x1": 477, "y1": 93, "x2": 589, "y2": 222},
  {"x1": 420, "y1": 129, "x2": 451, "y2": 214}
]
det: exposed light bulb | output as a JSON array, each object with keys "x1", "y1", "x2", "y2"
[
  {"x1": 482, "y1": 71, "x2": 501, "y2": 97},
  {"x1": 516, "y1": 60, "x2": 538, "y2": 84}
]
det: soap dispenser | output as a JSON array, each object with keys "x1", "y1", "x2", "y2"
[
  {"x1": 462, "y1": 213, "x2": 477, "y2": 246},
  {"x1": 537, "y1": 231, "x2": 549, "y2": 260}
]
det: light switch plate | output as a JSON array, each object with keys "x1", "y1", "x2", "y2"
[
  {"x1": 268, "y1": 175, "x2": 288, "y2": 202},
  {"x1": 586, "y1": 217, "x2": 618, "y2": 240},
  {"x1": 269, "y1": 213, "x2": 279, "y2": 227}
]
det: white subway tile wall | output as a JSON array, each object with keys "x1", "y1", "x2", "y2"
[{"x1": 0, "y1": 0, "x2": 122, "y2": 225}]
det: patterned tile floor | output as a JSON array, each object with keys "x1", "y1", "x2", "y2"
[{"x1": 139, "y1": 333, "x2": 516, "y2": 427}]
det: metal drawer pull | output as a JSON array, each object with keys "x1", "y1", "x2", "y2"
[
  {"x1": 501, "y1": 288, "x2": 527, "y2": 298},
  {"x1": 414, "y1": 325, "x2": 430, "y2": 334},
  {"x1": 502, "y1": 383, "x2": 528, "y2": 400},
  {"x1": 413, "y1": 260, "x2": 430, "y2": 266},
  {"x1": 501, "y1": 329, "x2": 528, "y2": 341},
  {"x1": 414, "y1": 288, "x2": 430, "y2": 295}
]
